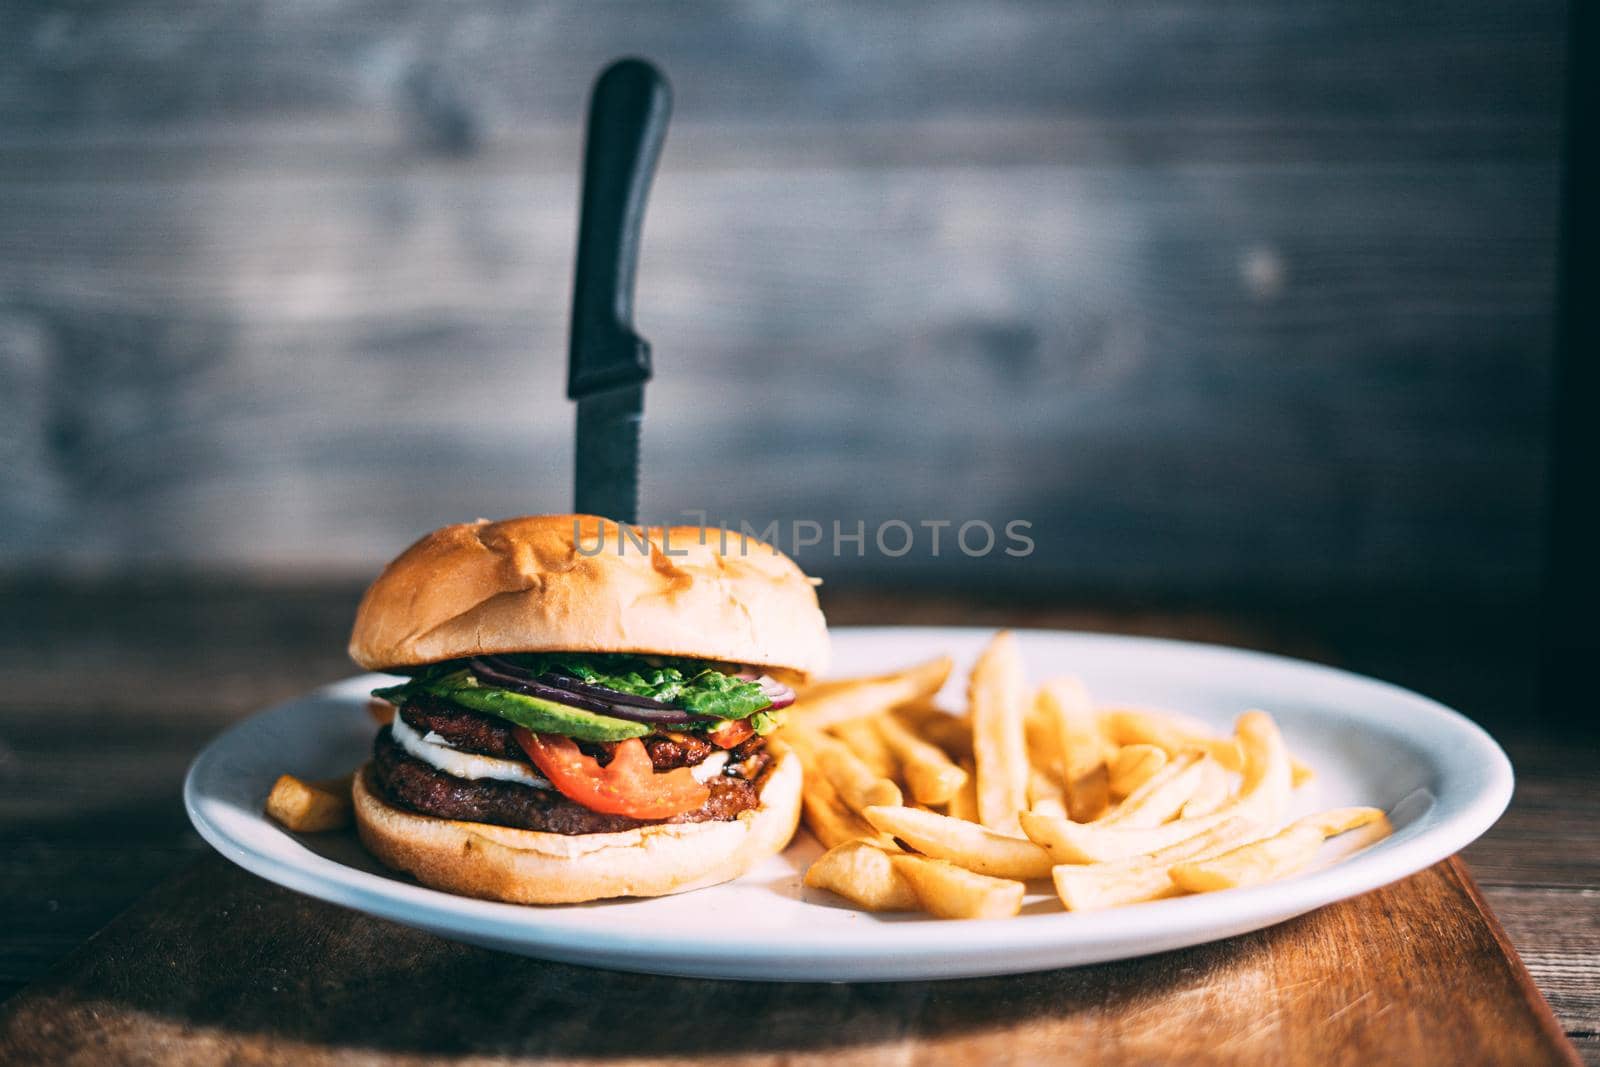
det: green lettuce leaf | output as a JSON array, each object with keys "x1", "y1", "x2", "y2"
[
  {"x1": 370, "y1": 654, "x2": 774, "y2": 735},
  {"x1": 506, "y1": 653, "x2": 772, "y2": 720}
]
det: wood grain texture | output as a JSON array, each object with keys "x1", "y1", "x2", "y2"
[
  {"x1": 0, "y1": 580, "x2": 1595, "y2": 1061},
  {"x1": 0, "y1": 855, "x2": 1580, "y2": 1066},
  {"x1": 0, "y1": 2, "x2": 1567, "y2": 602},
  {"x1": 0, "y1": 2, "x2": 1562, "y2": 146},
  {"x1": 0, "y1": 163, "x2": 1558, "y2": 594}
]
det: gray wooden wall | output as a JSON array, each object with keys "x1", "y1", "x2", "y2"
[{"x1": 0, "y1": 3, "x2": 1565, "y2": 598}]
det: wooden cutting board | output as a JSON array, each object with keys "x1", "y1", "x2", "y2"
[{"x1": 0, "y1": 852, "x2": 1578, "y2": 1066}]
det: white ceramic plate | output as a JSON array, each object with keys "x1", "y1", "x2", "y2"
[{"x1": 186, "y1": 626, "x2": 1512, "y2": 982}]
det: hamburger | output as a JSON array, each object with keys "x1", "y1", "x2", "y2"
[{"x1": 347, "y1": 514, "x2": 828, "y2": 904}]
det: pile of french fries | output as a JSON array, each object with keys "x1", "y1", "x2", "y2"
[{"x1": 786, "y1": 631, "x2": 1391, "y2": 920}]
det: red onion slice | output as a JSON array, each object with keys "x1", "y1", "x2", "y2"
[
  {"x1": 468, "y1": 656, "x2": 783, "y2": 724},
  {"x1": 469, "y1": 658, "x2": 712, "y2": 726},
  {"x1": 538, "y1": 672, "x2": 678, "y2": 710},
  {"x1": 754, "y1": 675, "x2": 796, "y2": 710},
  {"x1": 467, "y1": 659, "x2": 616, "y2": 714},
  {"x1": 724, "y1": 668, "x2": 795, "y2": 709}
]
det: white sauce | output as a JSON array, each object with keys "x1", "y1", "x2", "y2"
[
  {"x1": 390, "y1": 711, "x2": 552, "y2": 789},
  {"x1": 691, "y1": 751, "x2": 730, "y2": 783},
  {"x1": 392, "y1": 714, "x2": 732, "y2": 788}
]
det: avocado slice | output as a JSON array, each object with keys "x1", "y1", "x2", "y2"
[{"x1": 419, "y1": 682, "x2": 651, "y2": 742}]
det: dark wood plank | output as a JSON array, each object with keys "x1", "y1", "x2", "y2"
[
  {"x1": 0, "y1": 2, "x2": 1567, "y2": 601},
  {"x1": 1463, "y1": 737, "x2": 1600, "y2": 892},
  {"x1": 0, "y1": 854, "x2": 1579, "y2": 1066},
  {"x1": 0, "y1": 845, "x2": 200, "y2": 1002},
  {"x1": 0, "y1": 160, "x2": 1557, "y2": 598},
  {"x1": 0, "y1": 1, "x2": 1561, "y2": 162},
  {"x1": 1481, "y1": 886, "x2": 1600, "y2": 1031}
]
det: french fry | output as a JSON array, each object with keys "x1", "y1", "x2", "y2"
[
  {"x1": 874, "y1": 712, "x2": 968, "y2": 806},
  {"x1": 969, "y1": 631, "x2": 1031, "y2": 835},
  {"x1": 1024, "y1": 755, "x2": 1068, "y2": 817},
  {"x1": 790, "y1": 632, "x2": 1359, "y2": 920},
  {"x1": 1169, "y1": 807, "x2": 1390, "y2": 893},
  {"x1": 803, "y1": 839, "x2": 919, "y2": 911},
  {"x1": 895, "y1": 703, "x2": 973, "y2": 760},
  {"x1": 265, "y1": 772, "x2": 354, "y2": 832},
  {"x1": 1023, "y1": 808, "x2": 1220, "y2": 864},
  {"x1": 1297, "y1": 806, "x2": 1391, "y2": 838},
  {"x1": 1036, "y1": 677, "x2": 1109, "y2": 822},
  {"x1": 1097, "y1": 751, "x2": 1207, "y2": 829},
  {"x1": 1051, "y1": 816, "x2": 1264, "y2": 910},
  {"x1": 832, "y1": 716, "x2": 897, "y2": 780},
  {"x1": 789, "y1": 656, "x2": 954, "y2": 729},
  {"x1": 1101, "y1": 707, "x2": 1245, "y2": 771},
  {"x1": 798, "y1": 768, "x2": 882, "y2": 849},
  {"x1": 889, "y1": 853, "x2": 1026, "y2": 919},
  {"x1": 817, "y1": 739, "x2": 903, "y2": 813},
  {"x1": 786, "y1": 732, "x2": 885, "y2": 848},
  {"x1": 1027, "y1": 766, "x2": 1068, "y2": 818},
  {"x1": 785, "y1": 724, "x2": 903, "y2": 814},
  {"x1": 1052, "y1": 861, "x2": 1181, "y2": 911},
  {"x1": 863, "y1": 805, "x2": 1054, "y2": 880},
  {"x1": 1023, "y1": 710, "x2": 1293, "y2": 863},
  {"x1": 1022, "y1": 697, "x2": 1065, "y2": 799},
  {"x1": 1181, "y1": 755, "x2": 1231, "y2": 818},
  {"x1": 1108, "y1": 744, "x2": 1168, "y2": 798},
  {"x1": 946, "y1": 760, "x2": 980, "y2": 822},
  {"x1": 1228, "y1": 710, "x2": 1294, "y2": 826},
  {"x1": 1024, "y1": 705, "x2": 1059, "y2": 772},
  {"x1": 1030, "y1": 758, "x2": 1068, "y2": 809},
  {"x1": 1170, "y1": 828, "x2": 1323, "y2": 892},
  {"x1": 1102, "y1": 706, "x2": 1316, "y2": 785}
]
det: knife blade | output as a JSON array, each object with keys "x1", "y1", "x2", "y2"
[{"x1": 567, "y1": 58, "x2": 672, "y2": 524}]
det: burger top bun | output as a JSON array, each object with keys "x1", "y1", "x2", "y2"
[{"x1": 348, "y1": 514, "x2": 829, "y2": 682}]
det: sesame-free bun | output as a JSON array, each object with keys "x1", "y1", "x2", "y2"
[
  {"x1": 348, "y1": 514, "x2": 829, "y2": 682},
  {"x1": 352, "y1": 745, "x2": 802, "y2": 904}
]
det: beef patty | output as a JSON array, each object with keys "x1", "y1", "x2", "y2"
[
  {"x1": 398, "y1": 695, "x2": 525, "y2": 759},
  {"x1": 397, "y1": 696, "x2": 744, "y2": 771},
  {"x1": 372, "y1": 727, "x2": 766, "y2": 835}
]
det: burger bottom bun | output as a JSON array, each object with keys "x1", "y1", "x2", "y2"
[{"x1": 352, "y1": 745, "x2": 802, "y2": 905}]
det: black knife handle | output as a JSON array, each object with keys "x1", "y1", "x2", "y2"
[{"x1": 567, "y1": 58, "x2": 671, "y2": 399}]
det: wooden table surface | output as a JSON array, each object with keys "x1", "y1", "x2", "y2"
[{"x1": 1, "y1": 579, "x2": 1595, "y2": 1062}]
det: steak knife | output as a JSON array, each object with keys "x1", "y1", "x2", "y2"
[{"x1": 567, "y1": 58, "x2": 672, "y2": 524}]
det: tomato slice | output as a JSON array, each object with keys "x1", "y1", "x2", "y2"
[
  {"x1": 705, "y1": 717, "x2": 754, "y2": 750},
  {"x1": 513, "y1": 729, "x2": 710, "y2": 820}
]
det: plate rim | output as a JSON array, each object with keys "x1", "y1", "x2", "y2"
[{"x1": 184, "y1": 624, "x2": 1514, "y2": 979}]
